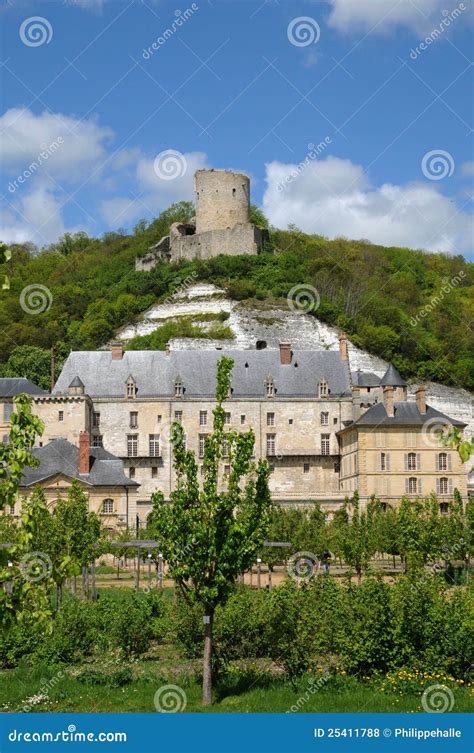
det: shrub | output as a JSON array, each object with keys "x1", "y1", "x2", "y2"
[
  {"x1": 77, "y1": 667, "x2": 133, "y2": 687},
  {"x1": 108, "y1": 595, "x2": 152, "y2": 657}
]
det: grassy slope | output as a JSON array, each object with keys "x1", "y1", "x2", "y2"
[{"x1": 1, "y1": 206, "x2": 473, "y2": 389}]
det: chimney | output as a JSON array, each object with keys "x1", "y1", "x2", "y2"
[
  {"x1": 79, "y1": 431, "x2": 90, "y2": 474},
  {"x1": 111, "y1": 342, "x2": 123, "y2": 360},
  {"x1": 352, "y1": 386, "x2": 361, "y2": 420},
  {"x1": 279, "y1": 342, "x2": 292, "y2": 365},
  {"x1": 416, "y1": 384, "x2": 427, "y2": 415},
  {"x1": 383, "y1": 385, "x2": 394, "y2": 418},
  {"x1": 339, "y1": 332, "x2": 348, "y2": 360}
]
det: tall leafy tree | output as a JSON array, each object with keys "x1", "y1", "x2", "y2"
[
  {"x1": 0, "y1": 394, "x2": 43, "y2": 511},
  {"x1": 330, "y1": 493, "x2": 378, "y2": 582},
  {"x1": 148, "y1": 357, "x2": 271, "y2": 705}
]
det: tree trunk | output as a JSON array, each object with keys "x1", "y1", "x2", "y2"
[
  {"x1": 56, "y1": 583, "x2": 62, "y2": 610},
  {"x1": 81, "y1": 566, "x2": 86, "y2": 599},
  {"x1": 202, "y1": 610, "x2": 214, "y2": 706}
]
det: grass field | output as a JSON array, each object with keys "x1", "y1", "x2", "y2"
[{"x1": 1, "y1": 658, "x2": 471, "y2": 714}]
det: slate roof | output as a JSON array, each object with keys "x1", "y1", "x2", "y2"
[
  {"x1": 19, "y1": 438, "x2": 138, "y2": 488},
  {"x1": 0, "y1": 378, "x2": 47, "y2": 397},
  {"x1": 351, "y1": 370, "x2": 381, "y2": 387},
  {"x1": 349, "y1": 401, "x2": 466, "y2": 428},
  {"x1": 380, "y1": 364, "x2": 407, "y2": 387},
  {"x1": 53, "y1": 349, "x2": 352, "y2": 398}
]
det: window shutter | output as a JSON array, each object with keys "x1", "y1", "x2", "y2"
[
  {"x1": 416, "y1": 453, "x2": 421, "y2": 471},
  {"x1": 404, "y1": 453, "x2": 408, "y2": 471},
  {"x1": 418, "y1": 478, "x2": 422, "y2": 496},
  {"x1": 448, "y1": 479, "x2": 453, "y2": 494},
  {"x1": 448, "y1": 454, "x2": 452, "y2": 471},
  {"x1": 436, "y1": 478, "x2": 440, "y2": 494},
  {"x1": 435, "y1": 454, "x2": 439, "y2": 471},
  {"x1": 405, "y1": 478, "x2": 409, "y2": 493},
  {"x1": 386, "y1": 454, "x2": 390, "y2": 472}
]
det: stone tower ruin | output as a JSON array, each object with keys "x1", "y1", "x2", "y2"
[{"x1": 136, "y1": 169, "x2": 264, "y2": 271}]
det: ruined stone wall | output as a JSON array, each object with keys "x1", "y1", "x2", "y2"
[
  {"x1": 171, "y1": 223, "x2": 261, "y2": 260},
  {"x1": 195, "y1": 170, "x2": 250, "y2": 234}
]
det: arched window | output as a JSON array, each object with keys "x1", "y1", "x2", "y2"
[
  {"x1": 407, "y1": 452, "x2": 417, "y2": 471},
  {"x1": 319, "y1": 378, "x2": 329, "y2": 398},
  {"x1": 407, "y1": 477, "x2": 418, "y2": 494},
  {"x1": 437, "y1": 477, "x2": 449, "y2": 495},
  {"x1": 126, "y1": 376, "x2": 136, "y2": 399},
  {"x1": 102, "y1": 498, "x2": 114, "y2": 514},
  {"x1": 437, "y1": 452, "x2": 448, "y2": 471},
  {"x1": 265, "y1": 376, "x2": 275, "y2": 398}
]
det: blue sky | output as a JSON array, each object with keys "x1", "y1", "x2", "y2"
[{"x1": 0, "y1": 0, "x2": 473, "y2": 257}]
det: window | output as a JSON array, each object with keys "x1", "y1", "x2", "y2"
[
  {"x1": 437, "y1": 452, "x2": 450, "y2": 471},
  {"x1": 199, "y1": 434, "x2": 207, "y2": 459},
  {"x1": 288, "y1": 418, "x2": 293, "y2": 425},
  {"x1": 265, "y1": 376, "x2": 275, "y2": 398},
  {"x1": 127, "y1": 434, "x2": 138, "y2": 457},
  {"x1": 149, "y1": 434, "x2": 160, "y2": 457},
  {"x1": 126, "y1": 376, "x2": 136, "y2": 399},
  {"x1": 320, "y1": 411, "x2": 329, "y2": 426},
  {"x1": 321, "y1": 434, "x2": 330, "y2": 456},
  {"x1": 240, "y1": 415, "x2": 245, "y2": 424},
  {"x1": 303, "y1": 463, "x2": 310, "y2": 474},
  {"x1": 58, "y1": 410, "x2": 64, "y2": 422},
  {"x1": 130, "y1": 411, "x2": 138, "y2": 428},
  {"x1": 92, "y1": 411, "x2": 100, "y2": 428},
  {"x1": 151, "y1": 466, "x2": 158, "y2": 479},
  {"x1": 380, "y1": 452, "x2": 390, "y2": 471},
  {"x1": 199, "y1": 411, "x2": 207, "y2": 427},
  {"x1": 318, "y1": 378, "x2": 329, "y2": 398},
  {"x1": 3, "y1": 402, "x2": 13, "y2": 421},
  {"x1": 266, "y1": 433, "x2": 276, "y2": 457},
  {"x1": 406, "y1": 452, "x2": 418, "y2": 471},
  {"x1": 437, "y1": 477, "x2": 451, "y2": 495},
  {"x1": 224, "y1": 465, "x2": 231, "y2": 475},
  {"x1": 224, "y1": 412, "x2": 231, "y2": 425},
  {"x1": 267, "y1": 412, "x2": 275, "y2": 427},
  {"x1": 222, "y1": 436, "x2": 230, "y2": 458},
  {"x1": 174, "y1": 378, "x2": 183, "y2": 397},
  {"x1": 102, "y1": 499, "x2": 114, "y2": 514},
  {"x1": 405, "y1": 432, "x2": 417, "y2": 448},
  {"x1": 407, "y1": 477, "x2": 418, "y2": 494},
  {"x1": 439, "y1": 502, "x2": 449, "y2": 514},
  {"x1": 9, "y1": 503, "x2": 15, "y2": 515},
  {"x1": 129, "y1": 467, "x2": 135, "y2": 479},
  {"x1": 174, "y1": 410, "x2": 183, "y2": 423},
  {"x1": 333, "y1": 417, "x2": 338, "y2": 425},
  {"x1": 92, "y1": 434, "x2": 103, "y2": 448},
  {"x1": 157, "y1": 414, "x2": 162, "y2": 424}
]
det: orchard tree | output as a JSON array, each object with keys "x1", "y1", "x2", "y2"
[
  {"x1": 148, "y1": 357, "x2": 271, "y2": 705},
  {"x1": 397, "y1": 495, "x2": 443, "y2": 570},
  {"x1": 330, "y1": 492, "x2": 378, "y2": 582},
  {"x1": 0, "y1": 394, "x2": 43, "y2": 511}
]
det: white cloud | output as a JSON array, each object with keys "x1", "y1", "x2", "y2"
[
  {"x1": 325, "y1": 0, "x2": 466, "y2": 34},
  {"x1": 1, "y1": 185, "x2": 66, "y2": 247},
  {"x1": 100, "y1": 197, "x2": 143, "y2": 226},
  {"x1": 263, "y1": 157, "x2": 473, "y2": 254},
  {"x1": 461, "y1": 160, "x2": 474, "y2": 177},
  {"x1": 136, "y1": 150, "x2": 209, "y2": 205},
  {"x1": 0, "y1": 108, "x2": 113, "y2": 182}
]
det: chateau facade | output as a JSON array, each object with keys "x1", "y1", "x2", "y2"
[{"x1": 2, "y1": 336, "x2": 467, "y2": 531}]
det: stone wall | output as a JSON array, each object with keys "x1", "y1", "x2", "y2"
[
  {"x1": 170, "y1": 223, "x2": 262, "y2": 261},
  {"x1": 194, "y1": 170, "x2": 250, "y2": 234}
]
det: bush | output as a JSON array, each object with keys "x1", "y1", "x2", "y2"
[
  {"x1": 108, "y1": 595, "x2": 152, "y2": 657},
  {"x1": 77, "y1": 667, "x2": 133, "y2": 687}
]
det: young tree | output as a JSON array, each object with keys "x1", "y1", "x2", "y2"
[
  {"x1": 397, "y1": 495, "x2": 444, "y2": 570},
  {"x1": 0, "y1": 394, "x2": 43, "y2": 511},
  {"x1": 329, "y1": 492, "x2": 378, "y2": 582},
  {"x1": 148, "y1": 357, "x2": 271, "y2": 705}
]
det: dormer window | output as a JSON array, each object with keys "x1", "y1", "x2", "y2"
[
  {"x1": 126, "y1": 376, "x2": 136, "y2": 399},
  {"x1": 319, "y1": 378, "x2": 329, "y2": 398},
  {"x1": 174, "y1": 378, "x2": 183, "y2": 398},
  {"x1": 265, "y1": 376, "x2": 275, "y2": 398}
]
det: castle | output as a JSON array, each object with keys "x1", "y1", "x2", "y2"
[
  {"x1": 135, "y1": 169, "x2": 264, "y2": 271},
  {"x1": 1, "y1": 338, "x2": 468, "y2": 531}
]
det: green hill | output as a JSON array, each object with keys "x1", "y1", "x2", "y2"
[{"x1": 1, "y1": 202, "x2": 473, "y2": 391}]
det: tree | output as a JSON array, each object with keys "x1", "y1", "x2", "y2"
[
  {"x1": 3, "y1": 345, "x2": 53, "y2": 391},
  {"x1": 0, "y1": 394, "x2": 43, "y2": 511},
  {"x1": 148, "y1": 357, "x2": 271, "y2": 705},
  {"x1": 329, "y1": 493, "x2": 378, "y2": 582},
  {"x1": 397, "y1": 495, "x2": 444, "y2": 570}
]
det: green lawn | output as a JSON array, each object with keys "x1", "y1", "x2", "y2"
[{"x1": 1, "y1": 661, "x2": 471, "y2": 714}]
